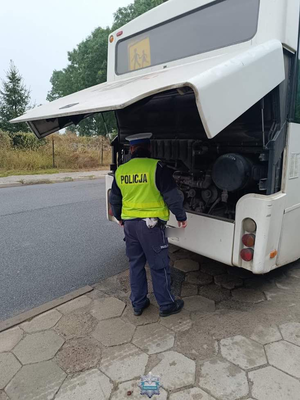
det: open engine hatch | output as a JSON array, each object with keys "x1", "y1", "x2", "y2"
[{"x1": 11, "y1": 40, "x2": 284, "y2": 140}]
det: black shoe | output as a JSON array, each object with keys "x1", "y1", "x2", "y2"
[
  {"x1": 159, "y1": 299, "x2": 184, "y2": 317},
  {"x1": 133, "y1": 298, "x2": 150, "y2": 316}
]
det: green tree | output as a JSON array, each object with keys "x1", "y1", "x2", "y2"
[
  {"x1": 47, "y1": 0, "x2": 166, "y2": 136},
  {"x1": 47, "y1": 27, "x2": 111, "y2": 137},
  {"x1": 112, "y1": 0, "x2": 165, "y2": 31},
  {"x1": 0, "y1": 61, "x2": 31, "y2": 133},
  {"x1": 47, "y1": 27, "x2": 110, "y2": 102}
]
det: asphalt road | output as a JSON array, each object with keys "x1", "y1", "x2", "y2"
[{"x1": 0, "y1": 179, "x2": 126, "y2": 321}]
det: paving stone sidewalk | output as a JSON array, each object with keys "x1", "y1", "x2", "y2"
[
  {"x1": 0, "y1": 170, "x2": 109, "y2": 188},
  {"x1": 1, "y1": 246, "x2": 300, "y2": 399}
]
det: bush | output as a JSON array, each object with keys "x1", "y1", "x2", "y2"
[
  {"x1": 0, "y1": 130, "x2": 12, "y2": 149},
  {"x1": 11, "y1": 132, "x2": 45, "y2": 150}
]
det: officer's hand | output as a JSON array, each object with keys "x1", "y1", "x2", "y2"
[
  {"x1": 118, "y1": 220, "x2": 124, "y2": 227},
  {"x1": 178, "y1": 220, "x2": 188, "y2": 229}
]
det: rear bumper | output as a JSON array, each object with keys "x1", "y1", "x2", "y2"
[{"x1": 166, "y1": 213, "x2": 234, "y2": 266}]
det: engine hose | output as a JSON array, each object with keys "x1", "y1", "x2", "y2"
[{"x1": 207, "y1": 198, "x2": 221, "y2": 215}]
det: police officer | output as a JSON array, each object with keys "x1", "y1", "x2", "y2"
[{"x1": 110, "y1": 133, "x2": 187, "y2": 317}]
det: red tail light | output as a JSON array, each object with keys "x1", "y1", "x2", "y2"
[
  {"x1": 240, "y1": 248, "x2": 254, "y2": 262},
  {"x1": 242, "y1": 234, "x2": 255, "y2": 247}
]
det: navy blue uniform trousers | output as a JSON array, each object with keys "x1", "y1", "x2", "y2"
[{"x1": 124, "y1": 219, "x2": 175, "y2": 311}]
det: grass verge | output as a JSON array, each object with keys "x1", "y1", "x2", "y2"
[{"x1": 0, "y1": 132, "x2": 112, "y2": 176}]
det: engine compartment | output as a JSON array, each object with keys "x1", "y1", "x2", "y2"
[
  {"x1": 149, "y1": 137, "x2": 268, "y2": 220},
  {"x1": 171, "y1": 152, "x2": 267, "y2": 220},
  {"x1": 114, "y1": 87, "x2": 281, "y2": 221}
]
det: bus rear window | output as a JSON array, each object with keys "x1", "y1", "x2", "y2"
[{"x1": 116, "y1": 0, "x2": 260, "y2": 75}]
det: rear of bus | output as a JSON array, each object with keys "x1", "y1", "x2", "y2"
[
  {"x1": 12, "y1": 0, "x2": 300, "y2": 274},
  {"x1": 106, "y1": 0, "x2": 300, "y2": 274}
]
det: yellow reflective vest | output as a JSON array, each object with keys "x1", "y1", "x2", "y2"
[{"x1": 115, "y1": 158, "x2": 170, "y2": 221}]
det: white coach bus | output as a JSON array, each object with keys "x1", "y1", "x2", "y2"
[{"x1": 12, "y1": 0, "x2": 300, "y2": 274}]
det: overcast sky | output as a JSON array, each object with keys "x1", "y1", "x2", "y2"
[{"x1": 0, "y1": 0, "x2": 132, "y2": 105}]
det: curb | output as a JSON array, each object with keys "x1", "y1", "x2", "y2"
[
  {"x1": 0, "y1": 285, "x2": 93, "y2": 332},
  {"x1": 0, "y1": 182, "x2": 23, "y2": 189},
  {"x1": 0, "y1": 174, "x2": 107, "y2": 189}
]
